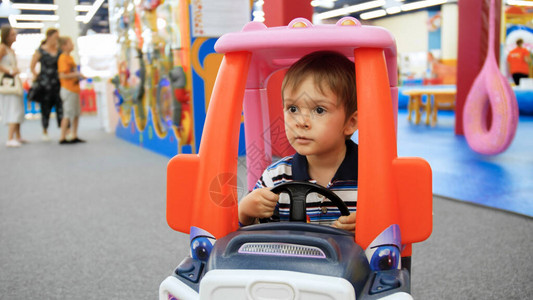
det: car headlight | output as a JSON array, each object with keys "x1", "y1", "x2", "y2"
[
  {"x1": 369, "y1": 245, "x2": 400, "y2": 271},
  {"x1": 191, "y1": 236, "x2": 214, "y2": 262}
]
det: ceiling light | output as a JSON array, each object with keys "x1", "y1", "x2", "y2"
[
  {"x1": 11, "y1": 3, "x2": 58, "y2": 11},
  {"x1": 8, "y1": 15, "x2": 48, "y2": 29},
  {"x1": 311, "y1": 0, "x2": 336, "y2": 9},
  {"x1": 507, "y1": 0, "x2": 533, "y2": 6},
  {"x1": 386, "y1": 6, "x2": 402, "y2": 14},
  {"x1": 12, "y1": 14, "x2": 59, "y2": 22},
  {"x1": 315, "y1": 0, "x2": 386, "y2": 20},
  {"x1": 360, "y1": 9, "x2": 387, "y2": 20},
  {"x1": 75, "y1": 5, "x2": 92, "y2": 12},
  {"x1": 77, "y1": 0, "x2": 105, "y2": 24},
  {"x1": 401, "y1": 0, "x2": 447, "y2": 11},
  {"x1": 11, "y1": 22, "x2": 44, "y2": 29}
]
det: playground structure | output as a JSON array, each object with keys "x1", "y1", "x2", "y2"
[
  {"x1": 462, "y1": 0, "x2": 518, "y2": 155},
  {"x1": 110, "y1": 0, "x2": 233, "y2": 157}
]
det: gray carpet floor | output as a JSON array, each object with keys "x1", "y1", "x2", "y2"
[{"x1": 1, "y1": 116, "x2": 532, "y2": 299}]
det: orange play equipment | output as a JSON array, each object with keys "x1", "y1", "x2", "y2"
[{"x1": 166, "y1": 17, "x2": 432, "y2": 258}]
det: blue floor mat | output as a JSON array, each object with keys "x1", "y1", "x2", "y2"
[{"x1": 395, "y1": 110, "x2": 533, "y2": 217}]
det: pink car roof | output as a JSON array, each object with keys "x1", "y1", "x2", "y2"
[{"x1": 215, "y1": 17, "x2": 397, "y2": 88}]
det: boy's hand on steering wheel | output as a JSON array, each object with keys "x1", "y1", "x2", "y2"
[
  {"x1": 332, "y1": 212, "x2": 356, "y2": 233},
  {"x1": 238, "y1": 188, "x2": 279, "y2": 226}
]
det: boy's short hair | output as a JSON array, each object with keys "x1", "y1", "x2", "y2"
[
  {"x1": 281, "y1": 51, "x2": 357, "y2": 118},
  {"x1": 58, "y1": 36, "x2": 71, "y2": 49}
]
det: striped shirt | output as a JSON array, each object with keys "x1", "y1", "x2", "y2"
[{"x1": 255, "y1": 140, "x2": 358, "y2": 225}]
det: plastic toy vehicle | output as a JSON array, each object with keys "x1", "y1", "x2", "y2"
[{"x1": 160, "y1": 17, "x2": 432, "y2": 300}]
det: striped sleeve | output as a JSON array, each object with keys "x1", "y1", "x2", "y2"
[{"x1": 253, "y1": 156, "x2": 294, "y2": 190}]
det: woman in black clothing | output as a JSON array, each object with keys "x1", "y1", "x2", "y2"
[{"x1": 30, "y1": 28, "x2": 62, "y2": 141}]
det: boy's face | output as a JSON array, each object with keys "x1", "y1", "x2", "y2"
[
  {"x1": 64, "y1": 39, "x2": 73, "y2": 52},
  {"x1": 283, "y1": 76, "x2": 358, "y2": 158}
]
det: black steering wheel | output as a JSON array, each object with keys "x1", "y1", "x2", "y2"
[{"x1": 269, "y1": 181, "x2": 350, "y2": 222}]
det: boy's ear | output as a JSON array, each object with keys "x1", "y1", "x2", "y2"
[{"x1": 344, "y1": 111, "x2": 358, "y2": 136}]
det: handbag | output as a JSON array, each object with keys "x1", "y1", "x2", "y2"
[
  {"x1": 27, "y1": 81, "x2": 42, "y2": 103},
  {"x1": 0, "y1": 72, "x2": 23, "y2": 96}
]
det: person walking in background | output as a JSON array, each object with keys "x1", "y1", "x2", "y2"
[
  {"x1": 57, "y1": 36, "x2": 85, "y2": 144},
  {"x1": 0, "y1": 25, "x2": 25, "y2": 148},
  {"x1": 507, "y1": 38, "x2": 531, "y2": 86},
  {"x1": 30, "y1": 28, "x2": 62, "y2": 141}
]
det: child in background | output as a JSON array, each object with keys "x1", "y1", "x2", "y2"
[
  {"x1": 57, "y1": 36, "x2": 85, "y2": 144},
  {"x1": 238, "y1": 51, "x2": 358, "y2": 232},
  {"x1": 507, "y1": 38, "x2": 531, "y2": 86}
]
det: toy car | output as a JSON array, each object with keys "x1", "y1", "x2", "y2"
[{"x1": 160, "y1": 17, "x2": 432, "y2": 300}]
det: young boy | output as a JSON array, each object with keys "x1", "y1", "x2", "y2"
[
  {"x1": 238, "y1": 51, "x2": 358, "y2": 232},
  {"x1": 57, "y1": 36, "x2": 85, "y2": 144}
]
